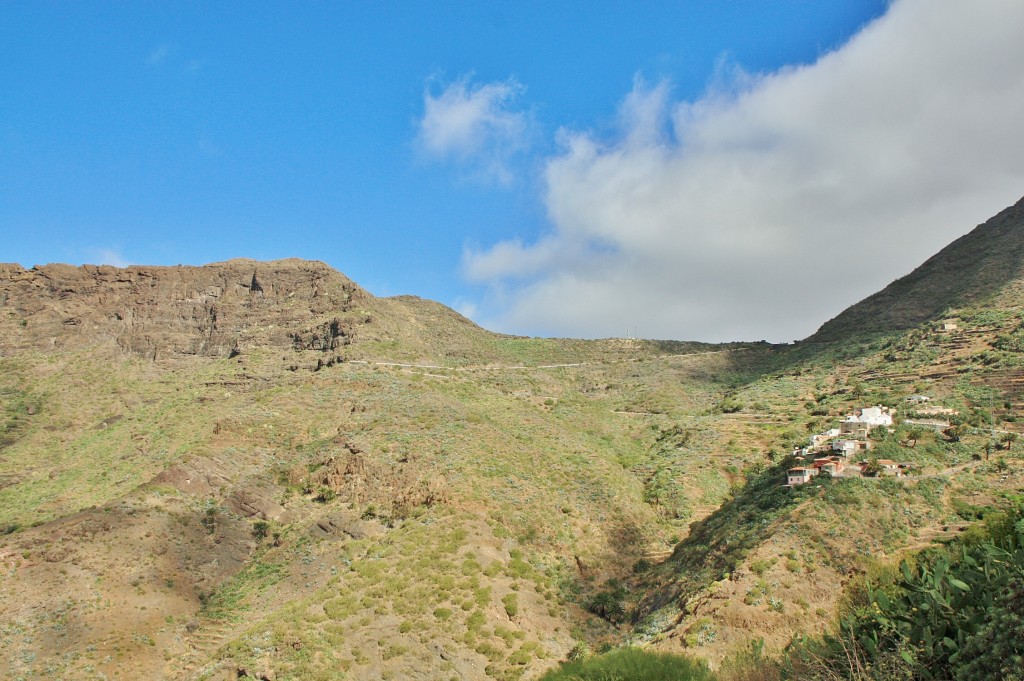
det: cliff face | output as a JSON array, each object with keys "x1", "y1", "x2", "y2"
[{"x1": 0, "y1": 259, "x2": 369, "y2": 359}]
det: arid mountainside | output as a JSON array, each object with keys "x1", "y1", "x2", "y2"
[
  {"x1": 0, "y1": 258, "x2": 502, "y2": 364},
  {"x1": 1, "y1": 258, "x2": 760, "y2": 681},
  {"x1": 0, "y1": 259, "x2": 360, "y2": 358},
  {"x1": 812, "y1": 194, "x2": 1024, "y2": 340},
  {"x1": 2, "y1": 197, "x2": 1024, "y2": 681}
]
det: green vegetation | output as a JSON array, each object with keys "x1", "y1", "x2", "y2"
[
  {"x1": 538, "y1": 647, "x2": 715, "y2": 681},
  {"x1": 201, "y1": 557, "x2": 285, "y2": 622},
  {"x1": 783, "y1": 502, "x2": 1024, "y2": 680},
  {"x1": 586, "y1": 580, "x2": 629, "y2": 624}
]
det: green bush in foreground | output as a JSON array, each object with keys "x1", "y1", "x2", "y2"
[
  {"x1": 538, "y1": 647, "x2": 716, "y2": 681},
  {"x1": 785, "y1": 503, "x2": 1024, "y2": 680}
]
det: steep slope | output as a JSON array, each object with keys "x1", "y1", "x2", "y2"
[
  {"x1": 627, "y1": 201, "x2": 1024, "y2": 668},
  {"x1": 811, "y1": 195, "x2": 1024, "y2": 341},
  {"x1": 4, "y1": 227, "x2": 1022, "y2": 680},
  {"x1": 630, "y1": 307, "x2": 1024, "y2": 668}
]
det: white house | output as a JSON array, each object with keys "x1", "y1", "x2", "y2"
[
  {"x1": 809, "y1": 428, "x2": 841, "y2": 448},
  {"x1": 833, "y1": 439, "x2": 856, "y2": 455},
  {"x1": 840, "y1": 406, "x2": 893, "y2": 437},
  {"x1": 877, "y1": 459, "x2": 902, "y2": 476},
  {"x1": 833, "y1": 439, "x2": 870, "y2": 455},
  {"x1": 857, "y1": 406, "x2": 893, "y2": 427}
]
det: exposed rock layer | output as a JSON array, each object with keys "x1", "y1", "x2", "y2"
[{"x1": 0, "y1": 259, "x2": 367, "y2": 358}]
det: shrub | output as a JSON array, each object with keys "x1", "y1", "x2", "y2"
[
  {"x1": 251, "y1": 520, "x2": 270, "y2": 541},
  {"x1": 502, "y1": 593, "x2": 519, "y2": 618},
  {"x1": 537, "y1": 648, "x2": 715, "y2": 681},
  {"x1": 466, "y1": 610, "x2": 485, "y2": 632},
  {"x1": 566, "y1": 642, "x2": 590, "y2": 662}
]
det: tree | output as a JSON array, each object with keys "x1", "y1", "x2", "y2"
[
  {"x1": 904, "y1": 426, "x2": 925, "y2": 448},
  {"x1": 1000, "y1": 432, "x2": 1018, "y2": 450},
  {"x1": 971, "y1": 407, "x2": 994, "y2": 428},
  {"x1": 586, "y1": 579, "x2": 628, "y2": 624},
  {"x1": 202, "y1": 502, "x2": 218, "y2": 534},
  {"x1": 944, "y1": 423, "x2": 968, "y2": 443}
]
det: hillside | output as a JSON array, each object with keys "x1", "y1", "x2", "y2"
[
  {"x1": 2, "y1": 196, "x2": 1024, "y2": 681},
  {"x1": 812, "y1": 194, "x2": 1024, "y2": 341},
  {"x1": 0, "y1": 259, "x2": 769, "y2": 680},
  {"x1": 624, "y1": 197, "x2": 1024, "y2": 670}
]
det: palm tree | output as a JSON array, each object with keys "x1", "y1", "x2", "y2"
[{"x1": 905, "y1": 426, "x2": 925, "y2": 448}]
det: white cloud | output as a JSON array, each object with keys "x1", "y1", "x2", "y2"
[
  {"x1": 86, "y1": 248, "x2": 129, "y2": 268},
  {"x1": 147, "y1": 43, "x2": 173, "y2": 65},
  {"x1": 417, "y1": 75, "x2": 530, "y2": 184},
  {"x1": 465, "y1": 0, "x2": 1024, "y2": 342}
]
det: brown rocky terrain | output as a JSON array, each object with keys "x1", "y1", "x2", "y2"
[{"x1": 0, "y1": 259, "x2": 371, "y2": 360}]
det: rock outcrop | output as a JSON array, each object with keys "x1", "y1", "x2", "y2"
[{"x1": 0, "y1": 259, "x2": 369, "y2": 359}]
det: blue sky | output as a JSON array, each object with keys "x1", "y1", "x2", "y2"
[{"x1": 4, "y1": 1, "x2": 1024, "y2": 341}]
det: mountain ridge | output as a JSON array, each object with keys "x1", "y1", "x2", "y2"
[
  {"x1": 0, "y1": 258, "x2": 509, "y2": 365},
  {"x1": 810, "y1": 194, "x2": 1024, "y2": 341}
]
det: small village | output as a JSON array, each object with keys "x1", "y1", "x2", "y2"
[{"x1": 785, "y1": 403, "x2": 921, "y2": 486}]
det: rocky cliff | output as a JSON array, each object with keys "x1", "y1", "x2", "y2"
[{"x1": 0, "y1": 259, "x2": 370, "y2": 359}]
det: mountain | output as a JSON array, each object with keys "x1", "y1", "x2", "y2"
[
  {"x1": 2, "y1": 197, "x2": 1024, "y2": 681},
  {"x1": 0, "y1": 258, "x2": 754, "y2": 680},
  {"x1": 626, "y1": 196, "x2": 1024, "y2": 671},
  {"x1": 0, "y1": 258, "x2": 719, "y2": 368},
  {"x1": 811, "y1": 194, "x2": 1024, "y2": 341},
  {"x1": 0, "y1": 258, "x2": 501, "y2": 363}
]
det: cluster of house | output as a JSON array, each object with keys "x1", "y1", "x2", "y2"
[{"x1": 786, "y1": 405, "x2": 906, "y2": 486}]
